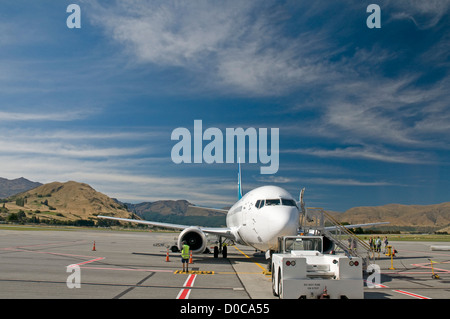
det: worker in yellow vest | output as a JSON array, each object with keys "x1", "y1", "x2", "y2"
[{"x1": 181, "y1": 240, "x2": 190, "y2": 272}]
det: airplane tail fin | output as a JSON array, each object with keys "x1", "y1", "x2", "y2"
[{"x1": 238, "y1": 159, "x2": 242, "y2": 200}]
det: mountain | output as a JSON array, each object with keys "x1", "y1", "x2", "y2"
[
  {"x1": 3, "y1": 181, "x2": 134, "y2": 222},
  {"x1": 128, "y1": 200, "x2": 226, "y2": 217},
  {"x1": 0, "y1": 177, "x2": 42, "y2": 199},
  {"x1": 127, "y1": 200, "x2": 227, "y2": 227},
  {"x1": 334, "y1": 202, "x2": 450, "y2": 231},
  {"x1": 2, "y1": 177, "x2": 448, "y2": 231}
]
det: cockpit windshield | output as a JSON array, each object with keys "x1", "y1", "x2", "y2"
[
  {"x1": 281, "y1": 199, "x2": 297, "y2": 207},
  {"x1": 255, "y1": 198, "x2": 298, "y2": 209},
  {"x1": 265, "y1": 199, "x2": 280, "y2": 206}
]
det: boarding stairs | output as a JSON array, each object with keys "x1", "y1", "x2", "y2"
[{"x1": 300, "y1": 207, "x2": 374, "y2": 270}]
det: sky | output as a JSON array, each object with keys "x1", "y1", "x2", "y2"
[{"x1": 0, "y1": 0, "x2": 449, "y2": 212}]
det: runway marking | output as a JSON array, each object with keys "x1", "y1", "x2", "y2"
[
  {"x1": 174, "y1": 270, "x2": 214, "y2": 275},
  {"x1": 176, "y1": 274, "x2": 197, "y2": 299},
  {"x1": 113, "y1": 272, "x2": 155, "y2": 299},
  {"x1": 233, "y1": 246, "x2": 267, "y2": 272},
  {"x1": 0, "y1": 240, "x2": 87, "y2": 250},
  {"x1": 363, "y1": 280, "x2": 388, "y2": 288},
  {"x1": 216, "y1": 271, "x2": 262, "y2": 275},
  {"x1": 80, "y1": 266, "x2": 173, "y2": 273},
  {"x1": 3, "y1": 247, "x2": 103, "y2": 263},
  {"x1": 2, "y1": 242, "x2": 106, "y2": 270},
  {"x1": 364, "y1": 279, "x2": 432, "y2": 299},
  {"x1": 69, "y1": 257, "x2": 105, "y2": 267},
  {"x1": 393, "y1": 290, "x2": 431, "y2": 299},
  {"x1": 398, "y1": 248, "x2": 450, "y2": 258},
  {"x1": 411, "y1": 261, "x2": 450, "y2": 274}
]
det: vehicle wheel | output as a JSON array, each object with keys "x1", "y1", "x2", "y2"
[
  {"x1": 278, "y1": 269, "x2": 282, "y2": 299},
  {"x1": 272, "y1": 265, "x2": 278, "y2": 296},
  {"x1": 222, "y1": 245, "x2": 227, "y2": 258},
  {"x1": 214, "y1": 246, "x2": 219, "y2": 258}
]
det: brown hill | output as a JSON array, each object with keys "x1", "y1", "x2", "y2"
[
  {"x1": 4, "y1": 181, "x2": 134, "y2": 222},
  {"x1": 335, "y1": 202, "x2": 450, "y2": 230},
  {"x1": 127, "y1": 200, "x2": 228, "y2": 227},
  {"x1": 128, "y1": 200, "x2": 227, "y2": 217}
]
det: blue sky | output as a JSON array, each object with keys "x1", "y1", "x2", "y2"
[{"x1": 0, "y1": 0, "x2": 449, "y2": 211}]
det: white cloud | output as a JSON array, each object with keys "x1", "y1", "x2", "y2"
[
  {"x1": 284, "y1": 145, "x2": 433, "y2": 164},
  {"x1": 86, "y1": 0, "x2": 335, "y2": 96},
  {"x1": 0, "y1": 110, "x2": 91, "y2": 122},
  {"x1": 89, "y1": 1, "x2": 250, "y2": 66},
  {"x1": 254, "y1": 175, "x2": 296, "y2": 184},
  {"x1": 388, "y1": 0, "x2": 450, "y2": 29},
  {"x1": 0, "y1": 152, "x2": 236, "y2": 206},
  {"x1": 0, "y1": 138, "x2": 147, "y2": 158},
  {"x1": 86, "y1": 0, "x2": 450, "y2": 149},
  {"x1": 303, "y1": 177, "x2": 394, "y2": 187},
  {"x1": 0, "y1": 125, "x2": 236, "y2": 206}
]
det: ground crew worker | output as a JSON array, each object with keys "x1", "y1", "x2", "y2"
[
  {"x1": 383, "y1": 236, "x2": 389, "y2": 254},
  {"x1": 376, "y1": 236, "x2": 382, "y2": 253},
  {"x1": 181, "y1": 240, "x2": 190, "y2": 272}
]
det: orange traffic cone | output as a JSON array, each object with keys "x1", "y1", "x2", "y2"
[
  {"x1": 189, "y1": 251, "x2": 193, "y2": 264},
  {"x1": 92, "y1": 241, "x2": 96, "y2": 251},
  {"x1": 166, "y1": 249, "x2": 170, "y2": 262}
]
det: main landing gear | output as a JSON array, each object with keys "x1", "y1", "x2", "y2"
[{"x1": 213, "y1": 236, "x2": 228, "y2": 258}]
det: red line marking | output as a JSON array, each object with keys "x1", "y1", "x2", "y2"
[
  {"x1": 1, "y1": 240, "x2": 87, "y2": 250},
  {"x1": 384, "y1": 271, "x2": 446, "y2": 275},
  {"x1": 363, "y1": 279, "x2": 389, "y2": 288},
  {"x1": 5, "y1": 247, "x2": 101, "y2": 260},
  {"x1": 393, "y1": 290, "x2": 431, "y2": 299},
  {"x1": 411, "y1": 262, "x2": 450, "y2": 274},
  {"x1": 80, "y1": 266, "x2": 173, "y2": 273},
  {"x1": 69, "y1": 257, "x2": 105, "y2": 267},
  {"x1": 177, "y1": 274, "x2": 197, "y2": 299},
  {"x1": 3, "y1": 246, "x2": 105, "y2": 267}
]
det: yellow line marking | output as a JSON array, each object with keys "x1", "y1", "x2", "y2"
[
  {"x1": 233, "y1": 246, "x2": 267, "y2": 273},
  {"x1": 216, "y1": 271, "x2": 261, "y2": 275},
  {"x1": 174, "y1": 270, "x2": 214, "y2": 275}
]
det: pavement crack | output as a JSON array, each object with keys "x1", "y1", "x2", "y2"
[{"x1": 112, "y1": 272, "x2": 155, "y2": 299}]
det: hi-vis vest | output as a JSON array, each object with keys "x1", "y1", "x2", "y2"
[{"x1": 182, "y1": 244, "x2": 190, "y2": 259}]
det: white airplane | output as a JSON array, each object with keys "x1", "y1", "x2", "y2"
[{"x1": 98, "y1": 163, "x2": 387, "y2": 258}]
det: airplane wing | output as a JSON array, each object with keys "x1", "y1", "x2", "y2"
[
  {"x1": 324, "y1": 221, "x2": 390, "y2": 231},
  {"x1": 188, "y1": 205, "x2": 229, "y2": 213},
  {"x1": 97, "y1": 215, "x2": 235, "y2": 239}
]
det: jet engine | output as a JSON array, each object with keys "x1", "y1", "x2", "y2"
[{"x1": 177, "y1": 227, "x2": 208, "y2": 254}]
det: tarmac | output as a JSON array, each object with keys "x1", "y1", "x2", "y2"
[{"x1": 0, "y1": 227, "x2": 449, "y2": 299}]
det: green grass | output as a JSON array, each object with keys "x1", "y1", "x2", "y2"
[
  {"x1": 358, "y1": 234, "x2": 450, "y2": 242},
  {"x1": 0, "y1": 224, "x2": 72, "y2": 231},
  {"x1": 0, "y1": 223, "x2": 175, "y2": 233}
]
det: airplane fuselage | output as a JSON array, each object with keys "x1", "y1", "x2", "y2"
[{"x1": 226, "y1": 185, "x2": 300, "y2": 251}]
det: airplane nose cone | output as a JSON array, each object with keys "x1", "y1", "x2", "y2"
[{"x1": 264, "y1": 207, "x2": 299, "y2": 238}]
